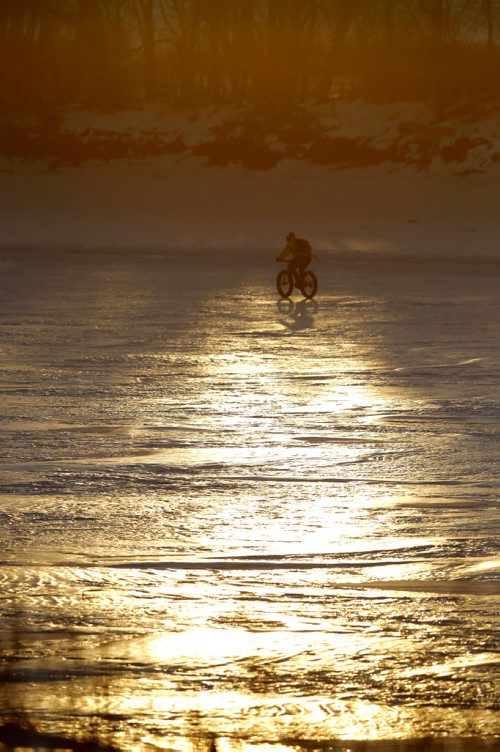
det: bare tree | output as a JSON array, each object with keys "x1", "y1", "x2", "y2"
[
  {"x1": 1, "y1": 0, "x2": 499, "y2": 115},
  {"x1": 131, "y1": 0, "x2": 158, "y2": 98},
  {"x1": 484, "y1": 0, "x2": 495, "y2": 45}
]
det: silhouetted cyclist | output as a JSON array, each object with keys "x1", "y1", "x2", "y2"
[{"x1": 276, "y1": 232, "x2": 312, "y2": 284}]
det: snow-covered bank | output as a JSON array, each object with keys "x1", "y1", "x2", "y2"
[{"x1": 1, "y1": 101, "x2": 500, "y2": 256}]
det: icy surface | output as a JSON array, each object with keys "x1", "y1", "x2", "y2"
[{"x1": 0, "y1": 248, "x2": 499, "y2": 750}]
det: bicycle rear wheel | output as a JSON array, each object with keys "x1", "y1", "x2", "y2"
[
  {"x1": 276, "y1": 269, "x2": 294, "y2": 298},
  {"x1": 301, "y1": 270, "x2": 318, "y2": 299}
]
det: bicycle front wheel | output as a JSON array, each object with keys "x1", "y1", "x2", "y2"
[
  {"x1": 276, "y1": 269, "x2": 294, "y2": 298},
  {"x1": 301, "y1": 270, "x2": 318, "y2": 299}
]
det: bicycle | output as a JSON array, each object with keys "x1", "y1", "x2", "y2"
[{"x1": 276, "y1": 262, "x2": 318, "y2": 300}]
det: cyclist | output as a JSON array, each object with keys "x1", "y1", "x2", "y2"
[{"x1": 276, "y1": 232, "x2": 312, "y2": 285}]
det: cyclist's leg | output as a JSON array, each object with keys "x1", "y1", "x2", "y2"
[
  {"x1": 288, "y1": 259, "x2": 299, "y2": 285},
  {"x1": 297, "y1": 256, "x2": 310, "y2": 285}
]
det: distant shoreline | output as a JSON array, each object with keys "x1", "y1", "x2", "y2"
[
  {"x1": 2, "y1": 103, "x2": 500, "y2": 255},
  {"x1": 3, "y1": 100, "x2": 500, "y2": 172},
  {"x1": 2, "y1": 244, "x2": 500, "y2": 271}
]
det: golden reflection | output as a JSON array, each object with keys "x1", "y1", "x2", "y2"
[
  {"x1": 8, "y1": 678, "x2": 500, "y2": 749},
  {"x1": 187, "y1": 341, "x2": 392, "y2": 446},
  {"x1": 3, "y1": 270, "x2": 487, "y2": 750},
  {"x1": 459, "y1": 557, "x2": 500, "y2": 574}
]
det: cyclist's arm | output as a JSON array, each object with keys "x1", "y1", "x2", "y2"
[{"x1": 276, "y1": 242, "x2": 293, "y2": 261}]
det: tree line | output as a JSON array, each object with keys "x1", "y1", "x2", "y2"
[{"x1": 1, "y1": 0, "x2": 500, "y2": 115}]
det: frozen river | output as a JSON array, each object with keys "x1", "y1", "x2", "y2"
[{"x1": 0, "y1": 247, "x2": 499, "y2": 751}]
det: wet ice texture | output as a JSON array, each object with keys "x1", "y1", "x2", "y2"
[{"x1": 0, "y1": 248, "x2": 499, "y2": 749}]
